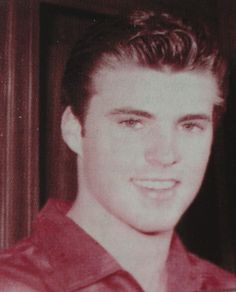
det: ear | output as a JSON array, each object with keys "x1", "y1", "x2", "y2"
[{"x1": 61, "y1": 106, "x2": 83, "y2": 156}]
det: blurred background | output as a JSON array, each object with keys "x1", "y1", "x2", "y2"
[{"x1": 0, "y1": 0, "x2": 236, "y2": 274}]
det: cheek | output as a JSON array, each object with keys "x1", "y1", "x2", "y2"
[
  {"x1": 82, "y1": 132, "x2": 135, "y2": 182},
  {"x1": 98, "y1": 132, "x2": 143, "y2": 167},
  {"x1": 180, "y1": 135, "x2": 212, "y2": 183}
]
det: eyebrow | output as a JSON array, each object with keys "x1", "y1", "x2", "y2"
[
  {"x1": 177, "y1": 114, "x2": 212, "y2": 123},
  {"x1": 107, "y1": 108, "x2": 212, "y2": 123},
  {"x1": 107, "y1": 108, "x2": 154, "y2": 119}
]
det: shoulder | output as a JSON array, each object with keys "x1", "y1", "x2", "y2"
[
  {"x1": 0, "y1": 237, "x2": 56, "y2": 292},
  {"x1": 188, "y1": 252, "x2": 236, "y2": 289},
  {"x1": 168, "y1": 235, "x2": 236, "y2": 290},
  {"x1": 0, "y1": 279, "x2": 40, "y2": 292},
  {"x1": 0, "y1": 200, "x2": 72, "y2": 291}
]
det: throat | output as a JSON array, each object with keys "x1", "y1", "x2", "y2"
[
  {"x1": 108, "y1": 229, "x2": 171, "y2": 292},
  {"x1": 67, "y1": 194, "x2": 172, "y2": 292}
]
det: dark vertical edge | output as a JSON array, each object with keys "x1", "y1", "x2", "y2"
[
  {"x1": 0, "y1": 0, "x2": 40, "y2": 248},
  {"x1": 0, "y1": 0, "x2": 11, "y2": 249},
  {"x1": 215, "y1": 0, "x2": 236, "y2": 272}
]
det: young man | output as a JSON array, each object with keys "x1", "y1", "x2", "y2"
[{"x1": 1, "y1": 6, "x2": 236, "y2": 292}]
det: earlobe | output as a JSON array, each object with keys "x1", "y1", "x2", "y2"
[{"x1": 61, "y1": 107, "x2": 83, "y2": 156}]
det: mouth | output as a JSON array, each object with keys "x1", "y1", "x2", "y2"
[
  {"x1": 131, "y1": 178, "x2": 179, "y2": 200},
  {"x1": 132, "y1": 178, "x2": 178, "y2": 190}
]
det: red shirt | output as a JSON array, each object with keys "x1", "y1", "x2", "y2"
[{"x1": 0, "y1": 199, "x2": 236, "y2": 291}]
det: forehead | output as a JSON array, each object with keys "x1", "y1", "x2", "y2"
[{"x1": 90, "y1": 64, "x2": 219, "y2": 117}]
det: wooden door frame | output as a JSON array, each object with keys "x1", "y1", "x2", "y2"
[{"x1": 0, "y1": 0, "x2": 40, "y2": 248}]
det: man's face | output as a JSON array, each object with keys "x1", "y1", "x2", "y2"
[{"x1": 77, "y1": 64, "x2": 218, "y2": 234}]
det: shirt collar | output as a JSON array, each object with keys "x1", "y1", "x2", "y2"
[
  {"x1": 167, "y1": 233, "x2": 202, "y2": 291},
  {"x1": 33, "y1": 199, "x2": 201, "y2": 291},
  {"x1": 33, "y1": 199, "x2": 122, "y2": 290}
]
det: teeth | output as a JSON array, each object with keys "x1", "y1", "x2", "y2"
[{"x1": 133, "y1": 179, "x2": 176, "y2": 190}]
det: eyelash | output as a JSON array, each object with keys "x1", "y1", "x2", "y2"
[
  {"x1": 181, "y1": 122, "x2": 205, "y2": 132},
  {"x1": 118, "y1": 119, "x2": 206, "y2": 133},
  {"x1": 119, "y1": 119, "x2": 143, "y2": 129}
]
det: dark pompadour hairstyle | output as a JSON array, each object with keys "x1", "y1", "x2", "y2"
[{"x1": 62, "y1": 7, "x2": 227, "y2": 126}]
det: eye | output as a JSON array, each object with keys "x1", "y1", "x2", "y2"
[
  {"x1": 119, "y1": 119, "x2": 144, "y2": 129},
  {"x1": 181, "y1": 122, "x2": 205, "y2": 133}
]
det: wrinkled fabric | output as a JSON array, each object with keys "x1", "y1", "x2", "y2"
[{"x1": 0, "y1": 199, "x2": 236, "y2": 292}]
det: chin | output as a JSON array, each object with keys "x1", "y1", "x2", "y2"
[{"x1": 129, "y1": 217, "x2": 179, "y2": 235}]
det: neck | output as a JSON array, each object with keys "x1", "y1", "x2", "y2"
[{"x1": 67, "y1": 190, "x2": 173, "y2": 292}]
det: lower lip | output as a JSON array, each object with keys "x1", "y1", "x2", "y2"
[{"x1": 132, "y1": 181, "x2": 178, "y2": 201}]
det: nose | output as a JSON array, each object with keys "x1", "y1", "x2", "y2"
[{"x1": 144, "y1": 128, "x2": 180, "y2": 167}]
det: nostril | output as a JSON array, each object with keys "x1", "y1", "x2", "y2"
[
  {"x1": 144, "y1": 128, "x2": 180, "y2": 166},
  {"x1": 144, "y1": 146, "x2": 178, "y2": 167}
]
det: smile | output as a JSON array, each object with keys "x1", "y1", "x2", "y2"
[{"x1": 131, "y1": 178, "x2": 178, "y2": 191}]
